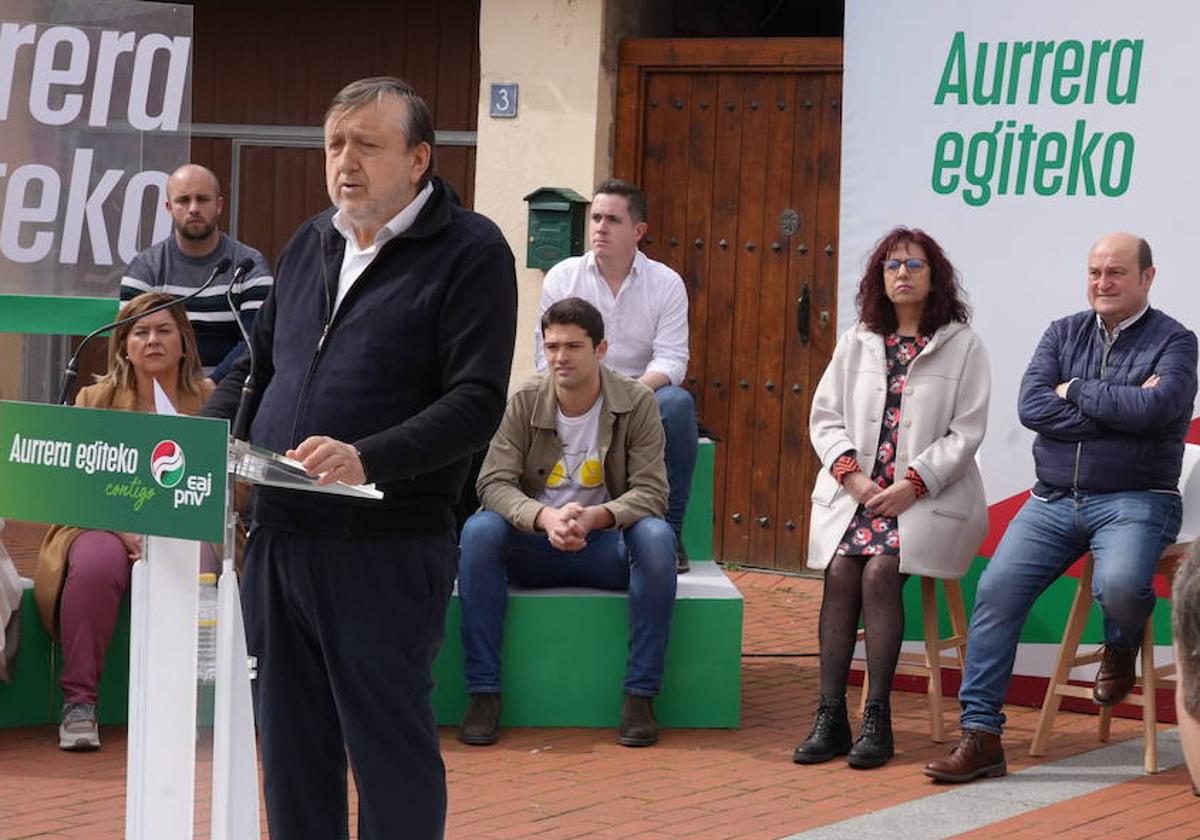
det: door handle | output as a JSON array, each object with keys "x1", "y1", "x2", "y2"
[{"x1": 797, "y1": 286, "x2": 811, "y2": 345}]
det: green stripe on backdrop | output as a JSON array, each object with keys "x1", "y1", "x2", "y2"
[
  {"x1": 0, "y1": 295, "x2": 119, "y2": 335},
  {"x1": 902, "y1": 556, "x2": 1174, "y2": 646}
]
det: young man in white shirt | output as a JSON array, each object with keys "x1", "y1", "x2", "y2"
[
  {"x1": 535, "y1": 180, "x2": 697, "y2": 573},
  {"x1": 460, "y1": 297, "x2": 677, "y2": 748}
]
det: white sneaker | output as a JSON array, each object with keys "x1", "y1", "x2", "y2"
[{"x1": 59, "y1": 702, "x2": 100, "y2": 751}]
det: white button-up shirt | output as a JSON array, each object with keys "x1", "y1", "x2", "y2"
[
  {"x1": 1095, "y1": 301, "x2": 1150, "y2": 342},
  {"x1": 535, "y1": 250, "x2": 690, "y2": 386},
  {"x1": 330, "y1": 182, "x2": 433, "y2": 313}
]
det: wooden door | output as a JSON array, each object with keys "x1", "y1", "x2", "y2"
[{"x1": 615, "y1": 39, "x2": 842, "y2": 572}]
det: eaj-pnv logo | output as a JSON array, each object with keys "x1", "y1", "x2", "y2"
[
  {"x1": 150, "y1": 440, "x2": 186, "y2": 488},
  {"x1": 149, "y1": 439, "x2": 214, "y2": 509}
]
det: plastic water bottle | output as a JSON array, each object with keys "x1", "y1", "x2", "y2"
[{"x1": 197, "y1": 573, "x2": 218, "y2": 685}]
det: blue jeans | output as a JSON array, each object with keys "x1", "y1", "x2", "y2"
[
  {"x1": 656, "y1": 385, "x2": 699, "y2": 536},
  {"x1": 958, "y1": 490, "x2": 1182, "y2": 734},
  {"x1": 458, "y1": 510, "x2": 678, "y2": 695}
]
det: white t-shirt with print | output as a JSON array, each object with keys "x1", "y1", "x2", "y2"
[{"x1": 536, "y1": 395, "x2": 611, "y2": 509}]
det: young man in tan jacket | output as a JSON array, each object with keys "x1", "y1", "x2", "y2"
[{"x1": 457, "y1": 297, "x2": 676, "y2": 748}]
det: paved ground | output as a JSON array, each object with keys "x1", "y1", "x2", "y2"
[{"x1": 2, "y1": 521, "x2": 1198, "y2": 839}]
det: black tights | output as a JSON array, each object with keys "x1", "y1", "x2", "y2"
[{"x1": 817, "y1": 554, "x2": 908, "y2": 703}]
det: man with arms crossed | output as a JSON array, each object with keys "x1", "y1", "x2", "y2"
[
  {"x1": 459, "y1": 297, "x2": 677, "y2": 748},
  {"x1": 536, "y1": 179, "x2": 697, "y2": 573},
  {"x1": 204, "y1": 77, "x2": 517, "y2": 838},
  {"x1": 925, "y1": 233, "x2": 1197, "y2": 783},
  {"x1": 121, "y1": 163, "x2": 272, "y2": 384}
]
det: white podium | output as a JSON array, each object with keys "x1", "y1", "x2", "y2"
[{"x1": 124, "y1": 439, "x2": 380, "y2": 840}]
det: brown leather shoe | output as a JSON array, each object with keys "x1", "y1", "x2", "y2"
[
  {"x1": 618, "y1": 694, "x2": 658, "y2": 747},
  {"x1": 1093, "y1": 645, "x2": 1138, "y2": 707},
  {"x1": 923, "y1": 729, "x2": 1007, "y2": 783},
  {"x1": 458, "y1": 693, "x2": 501, "y2": 746}
]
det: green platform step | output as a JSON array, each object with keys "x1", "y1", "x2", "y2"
[
  {"x1": 432, "y1": 561, "x2": 742, "y2": 728},
  {"x1": 679, "y1": 438, "x2": 715, "y2": 562}
]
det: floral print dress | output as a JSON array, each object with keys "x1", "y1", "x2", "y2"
[{"x1": 835, "y1": 333, "x2": 929, "y2": 557}]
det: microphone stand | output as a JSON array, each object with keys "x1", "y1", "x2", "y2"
[
  {"x1": 224, "y1": 258, "x2": 258, "y2": 442},
  {"x1": 56, "y1": 258, "x2": 234, "y2": 405},
  {"x1": 213, "y1": 255, "x2": 264, "y2": 838}
]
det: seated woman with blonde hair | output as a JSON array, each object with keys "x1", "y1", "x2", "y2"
[{"x1": 35, "y1": 292, "x2": 216, "y2": 751}]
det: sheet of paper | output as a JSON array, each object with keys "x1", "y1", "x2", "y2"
[{"x1": 152, "y1": 379, "x2": 179, "y2": 416}]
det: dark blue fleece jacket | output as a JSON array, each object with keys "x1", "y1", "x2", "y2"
[
  {"x1": 1018, "y1": 307, "x2": 1197, "y2": 495},
  {"x1": 205, "y1": 178, "x2": 517, "y2": 537}
]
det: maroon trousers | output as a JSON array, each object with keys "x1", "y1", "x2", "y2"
[{"x1": 59, "y1": 530, "x2": 217, "y2": 705}]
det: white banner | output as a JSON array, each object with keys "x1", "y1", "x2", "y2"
[
  {"x1": 0, "y1": 0, "x2": 192, "y2": 298},
  {"x1": 842, "y1": 0, "x2": 1200, "y2": 503}
]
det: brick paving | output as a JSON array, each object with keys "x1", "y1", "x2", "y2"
[
  {"x1": 2, "y1": 521, "x2": 1198, "y2": 838},
  {"x1": 956, "y1": 763, "x2": 1199, "y2": 839}
]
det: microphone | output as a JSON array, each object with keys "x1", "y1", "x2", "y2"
[
  {"x1": 225, "y1": 258, "x2": 259, "y2": 441},
  {"x1": 57, "y1": 257, "x2": 233, "y2": 405}
]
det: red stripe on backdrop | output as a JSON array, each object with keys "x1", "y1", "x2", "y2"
[
  {"x1": 976, "y1": 415, "x2": 1198, "y2": 576},
  {"x1": 849, "y1": 669, "x2": 1177, "y2": 723},
  {"x1": 979, "y1": 490, "x2": 1030, "y2": 559}
]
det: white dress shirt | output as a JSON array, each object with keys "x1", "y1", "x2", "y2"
[
  {"x1": 535, "y1": 250, "x2": 690, "y2": 386},
  {"x1": 331, "y1": 182, "x2": 433, "y2": 313},
  {"x1": 1095, "y1": 301, "x2": 1150, "y2": 342}
]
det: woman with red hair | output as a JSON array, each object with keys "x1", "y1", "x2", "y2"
[{"x1": 795, "y1": 227, "x2": 990, "y2": 769}]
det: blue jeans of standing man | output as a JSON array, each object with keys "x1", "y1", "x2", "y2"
[
  {"x1": 458, "y1": 510, "x2": 678, "y2": 696},
  {"x1": 958, "y1": 490, "x2": 1182, "y2": 734},
  {"x1": 655, "y1": 385, "x2": 699, "y2": 537}
]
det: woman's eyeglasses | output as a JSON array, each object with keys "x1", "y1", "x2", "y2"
[{"x1": 882, "y1": 258, "x2": 928, "y2": 273}]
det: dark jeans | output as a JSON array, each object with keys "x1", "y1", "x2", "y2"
[
  {"x1": 458, "y1": 510, "x2": 677, "y2": 695},
  {"x1": 244, "y1": 525, "x2": 457, "y2": 840},
  {"x1": 656, "y1": 385, "x2": 699, "y2": 536}
]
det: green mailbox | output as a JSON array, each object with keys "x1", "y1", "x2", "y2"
[{"x1": 524, "y1": 187, "x2": 589, "y2": 270}]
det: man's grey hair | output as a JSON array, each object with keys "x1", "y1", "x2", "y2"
[{"x1": 325, "y1": 76, "x2": 437, "y2": 191}]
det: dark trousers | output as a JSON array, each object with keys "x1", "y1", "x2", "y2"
[{"x1": 243, "y1": 525, "x2": 458, "y2": 840}]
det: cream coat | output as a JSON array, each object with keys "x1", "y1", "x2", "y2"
[{"x1": 807, "y1": 321, "x2": 990, "y2": 579}]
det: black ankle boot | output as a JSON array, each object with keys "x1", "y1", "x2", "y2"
[
  {"x1": 459, "y1": 693, "x2": 502, "y2": 746},
  {"x1": 793, "y1": 695, "x2": 852, "y2": 764},
  {"x1": 618, "y1": 694, "x2": 658, "y2": 747},
  {"x1": 847, "y1": 700, "x2": 894, "y2": 769}
]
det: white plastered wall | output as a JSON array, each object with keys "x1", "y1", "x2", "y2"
[{"x1": 474, "y1": 0, "x2": 609, "y2": 388}]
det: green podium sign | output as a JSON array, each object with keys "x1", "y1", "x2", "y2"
[{"x1": 0, "y1": 400, "x2": 227, "y2": 542}]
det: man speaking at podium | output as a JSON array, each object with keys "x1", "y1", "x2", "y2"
[{"x1": 204, "y1": 77, "x2": 517, "y2": 839}]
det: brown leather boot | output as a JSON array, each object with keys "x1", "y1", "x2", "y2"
[
  {"x1": 1093, "y1": 645, "x2": 1138, "y2": 707},
  {"x1": 458, "y1": 693, "x2": 501, "y2": 746},
  {"x1": 923, "y1": 729, "x2": 1006, "y2": 783},
  {"x1": 618, "y1": 694, "x2": 658, "y2": 747}
]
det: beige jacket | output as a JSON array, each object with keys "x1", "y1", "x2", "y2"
[
  {"x1": 34, "y1": 379, "x2": 213, "y2": 635},
  {"x1": 807, "y1": 321, "x2": 990, "y2": 579},
  {"x1": 477, "y1": 366, "x2": 668, "y2": 533}
]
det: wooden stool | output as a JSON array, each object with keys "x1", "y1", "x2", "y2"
[
  {"x1": 1029, "y1": 552, "x2": 1183, "y2": 773},
  {"x1": 857, "y1": 576, "x2": 968, "y2": 743}
]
